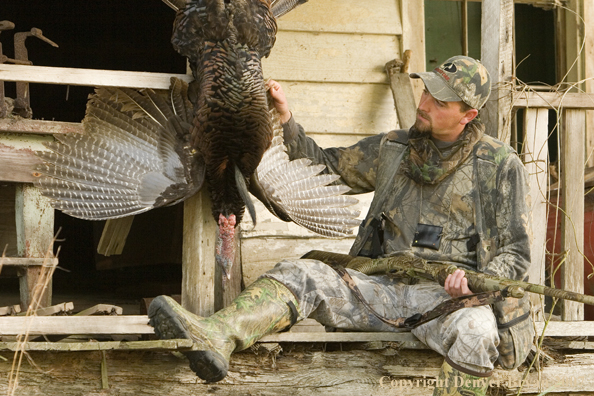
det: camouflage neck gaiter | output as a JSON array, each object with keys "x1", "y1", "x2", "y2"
[{"x1": 400, "y1": 120, "x2": 485, "y2": 185}]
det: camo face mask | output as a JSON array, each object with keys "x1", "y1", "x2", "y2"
[{"x1": 400, "y1": 120, "x2": 485, "y2": 185}]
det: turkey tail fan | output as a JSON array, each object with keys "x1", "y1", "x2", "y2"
[
  {"x1": 252, "y1": 92, "x2": 361, "y2": 237},
  {"x1": 34, "y1": 79, "x2": 204, "y2": 221},
  {"x1": 271, "y1": 0, "x2": 309, "y2": 19}
]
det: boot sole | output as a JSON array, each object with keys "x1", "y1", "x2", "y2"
[{"x1": 148, "y1": 296, "x2": 229, "y2": 382}]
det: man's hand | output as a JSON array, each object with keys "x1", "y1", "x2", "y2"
[
  {"x1": 444, "y1": 269, "x2": 473, "y2": 298},
  {"x1": 266, "y1": 79, "x2": 291, "y2": 124}
]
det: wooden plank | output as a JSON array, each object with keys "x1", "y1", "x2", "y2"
[
  {"x1": 400, "y1": 1, "x2": 426, "y2": 102},
  {"x1": 0, "y1": 305, "x2": 21, "y2": 316},
  {"x1": 0, "y1": 133, "x2": 51, "y2": 183},
  {"x1": 262, "y1": 31, "x2": 400, "y2": 84},
  {"x1": 523, "y1": 108, "x2": 549, "y2": 321},
  {"x1": 481, "y1": 0, "x2": 514, "y2": 141},
  {"x1": 0, "y1": 64, "x2": 192, "y2": 89},
  {"x1": 241, "y1": 237, "x2": 356, "y2": 286},
  {"x1": 275, "y1": 0, "x2": 402, "y2": 35},
  {"x1": 75, "y1": 304, "x2": 123, "y2": 316},
  {"x1": 0, "y1": 348, "x2": 442, "y2": 396},
  {"x1": 2, "y1": 315, "x2": 593, "y2": 338},
  {"x1": 0, "y1": 257, "x2": 59, "y2": 266},
  {"x1": 15, "y1": 184, "x2": 55, "y2": 310},
  {"x1": 0, "y1": 339, "x2": 194, "y2": 352},
  {"x1": 96, "y1": 217, "x2": 135, "y2": 256},
  {"x1": 535, "y1": 321, "x2": 594, "y2": 336},
  {"x1": 305, "y1": 132, "x2": 377, "y2": 148},
  {"x1": 386, "y1": 53, "x2": 418, "y2": 130},
  {"x1": 182, "y1": 188, "x2": 220, "y2": 316},
  {"x1": 0, "y1": 316, "x2": 153, "y2": 335},
  {"x1": 585, "y1": 0, "x2": 594, "y2": 166},
  {"x1": 0, "y1": 119, "x2": 83, "y2": 135},
  {"x1": 560, "y1": 109, "x2": 585, "y2": 320},
  {"x1": 17, "y1": 302, "x2": 73, "y2": 317},
  {"x1": 513, "y1": 90, "x2": 594, "y2": 109},
  {"x1": 561, "y1": 0, "x2": 583, "y2": 88},
  {"x1": 268, "y1": 82, "x2": 398, "y2": 135},
  {"x1": 4, "y1": 347, "x2": 594, "y2": 395}
]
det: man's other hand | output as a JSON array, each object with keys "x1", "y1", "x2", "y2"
[{"x1": 444, "y1": 269, "x2": 473, "y2": 297}]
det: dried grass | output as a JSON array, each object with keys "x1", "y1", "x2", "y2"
[{"x1": 6, "y1": 233, "x2": 61, "y2": 396}]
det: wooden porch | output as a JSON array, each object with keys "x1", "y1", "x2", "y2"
[{"x1": 2, "y1": 0, "x2": 594, "y2": 395}]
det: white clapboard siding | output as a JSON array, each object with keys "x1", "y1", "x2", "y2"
[
  {"x1": 241, "y1": 193, "x2": 373, "y2": 284},
  {"x1": 266, "y1": 81, "x2": 399, "y2": 133},
  {"x1": 275, "y1": 0, "x2": 402, "y2": 35},
  {"x1": 241, "y1": 1, "x2": 404, "y2": 280},
  {"x1": 262, "y1": 32, "x2": 400, "y2": 84}
]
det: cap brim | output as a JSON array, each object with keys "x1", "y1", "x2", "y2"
[{"x1": 410, "y1": 72, "x2": 462, "y2": 103}]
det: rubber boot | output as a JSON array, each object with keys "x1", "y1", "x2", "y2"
[
  {"x1": 432, "y1": 359, "x2": 491, "y2": 396},
  {"x1": 148, "y1": 277, "x2": 298, "y2": 382}
]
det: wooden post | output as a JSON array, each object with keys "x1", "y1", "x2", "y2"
[
  {"x1": 400, "y1": 0, "x2": 426, "y2": 102},
  {"x1": 182, "y1": 188, "x2": 242, "y2": 316},
  {"x1": 14, "y1": 184, "x2": 54, "y2": 310},
  {"x1": 480, "y1": 0, "x2": 514, "y2": 142},
  {"x1": 182, "y1": 188, "x2": 219, "y2": 316},
  {"x1": 385, "y1": 51, "x2": 417, "y2": 130},
  {"x1": 523, "y1": 108, "x2": 549, "y2": 322},
  {"x1": 560, "y1": 109, "x2": 585, "y2": 321},
  {"x1": 585, "y1": 0, "x2": 594, "y2": 166},
  {"x1": 556, "y1": 0, "x2": 583, "y2": 90}
]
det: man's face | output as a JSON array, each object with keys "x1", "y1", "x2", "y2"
[{"x1": 414, "y1": 88, "x2": 477, "y2": 142}]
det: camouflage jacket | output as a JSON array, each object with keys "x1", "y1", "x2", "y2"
[{"x1": 283, "y1": 118, "x2": 532, "y2": 281}]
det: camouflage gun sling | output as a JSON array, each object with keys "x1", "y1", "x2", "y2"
[
  {"x1": 301, "y1": 250, "x2": 506, "y2": 330},
  {"x1": 302, "y1": 250, "x2": 594, "y2": 307}
]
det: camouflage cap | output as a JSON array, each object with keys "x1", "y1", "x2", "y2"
[{"x1": 410, "y1": 55, "x2": 491, "y2": 110}]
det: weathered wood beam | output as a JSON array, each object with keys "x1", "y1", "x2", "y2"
[
  {"x1": 182, "y1": 189, "x2": 220, "y2": 316},
  {"x1": 585, "y1": 0, "x2": 594, "y2": 166},
  {"x1": 560, "y1": 109, "x2": 585, "y2": 321},
  {"x1": 0, "y1": 339, "x2": 194, "y2": 352},
  {"x1": 0, "y1": 257, "x2": 59, "y2": 266},
  {"x1": 0, "y1": 64, "x2": 192, "y2": 89},
  {"x1": 385, "y1": 52, "x2": 417, "y2": 130},
  {"x1": 400, "y1": 1, "x2": 425, "y2": 102},
  {"x1": 0, "y1": 119, "x2": 82, "y2": 135},
  {"x1": 15, "y1": 184, "x2": 55, "y2": 310},
  {"x1": 513, "y1": 90, "x2": 594, "y2": 110},
  {"x1": 481, "y1": 0, "x2": 514, "y2": 141},
  {"x1": 0, "y1": 134, "x2": 50, "y2": 183},
  {"x1": 523, "y1": 108, "x2": 549, "y2": 321},
  {"x1": 2, "y1": 316, "x2": 594, "y2": 337},
  {"x1": 1, "y1": 347, "x2": 594, "y2": 395}
]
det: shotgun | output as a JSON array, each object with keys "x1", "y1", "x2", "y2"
[{"x1": 301, "y1": 250, "x2": 594, "y2": 306}]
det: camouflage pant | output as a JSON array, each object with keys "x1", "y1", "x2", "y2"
[{"x1": 263, "y1": 259, "x2": 499, "y2": 374}]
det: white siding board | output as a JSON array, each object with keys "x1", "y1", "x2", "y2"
[
  {"x1": 271, "y1": 81, "x2": 399, "y2": 134},
  {"x1": 262, "y1": 32, "x2": 400, "y2": 83},
  {"x1": 275, "y1": 0, "x2": 402, "y2": 35},
  {"x1": 241, "y1": 237, "x2": 356, "y2": 286},
  {"x1": 240, "y1": 1, "x2": 404, "y2": 282}
]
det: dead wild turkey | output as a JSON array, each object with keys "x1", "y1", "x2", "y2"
[{"x1": 33, "y1": 0, "x2": 360, "y2": 280}]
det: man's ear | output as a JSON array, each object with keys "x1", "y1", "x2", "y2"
[{"x1": 460, "y1": 108, "x2": 479, "y2": 126}]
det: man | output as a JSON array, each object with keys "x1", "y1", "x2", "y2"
[{"x1": 148, "y1": 56, "x2": 534, "y2": 396}]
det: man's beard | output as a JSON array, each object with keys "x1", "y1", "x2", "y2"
[{"x1": 413, "y1": 110, "x2": 432, "y2": 133}]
